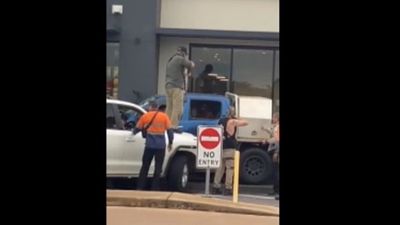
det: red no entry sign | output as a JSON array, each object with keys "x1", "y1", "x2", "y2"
[
  {"x1": 199, "y1": 128, "x2": 221, "y2": 150},
  {"x1": 197, "y1": 126, "x2": 222, "y2": 169}
]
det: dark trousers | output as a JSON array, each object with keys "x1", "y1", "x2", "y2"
[
  {"x1": 137, "y1": 147, "x2": 165, "y2": 191},
  {"x1": 272, "y1": 161, "x2": 279, "y2": 194}
]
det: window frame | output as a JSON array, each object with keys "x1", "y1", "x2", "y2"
[
  {"x1": 189, "y1": 43, "x2": 279, "y2": 92},
  {"x1": 106, "y1": 103, "x2": 121, "y2": 130},
  {"x1": 116, "y1": 104, "x2": 145, "y2": 131}
]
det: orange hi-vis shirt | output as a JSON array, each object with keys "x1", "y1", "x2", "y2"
[{"x1": 136, "y1": 111, "x2": 173, "y2": 149}]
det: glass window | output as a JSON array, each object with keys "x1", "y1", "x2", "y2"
[
  {"x1": 189, "y1": 44, "x2": 278, "y2": 101},
  {"x1": 107, "y1": 42, "x2": 120, "y2": 98},
  {"x1": 106, "y1": 104, "x2": 118, "y2": 129},
  {"x1": 190, "y1": 47, "x2": 231, "y2": 95},
  {"x1": 190, "y1": 100, "x2": 221, "y2": 120},
  {"x1": 232, "y1": 49, "x2": 274, "y2": 98},
  {"x1": 117, "y1": 105, "x2": 144, "y2": 130}
]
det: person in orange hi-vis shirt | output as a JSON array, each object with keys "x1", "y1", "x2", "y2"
[{"x1": 133, "y1": 100, "x2": 174, "y2": 191}]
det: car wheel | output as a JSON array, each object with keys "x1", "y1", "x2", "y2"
[
  {"x1": 168, "y1": 155, "x2": 190, "y2": 192},
  {"x1": 240, "y1": 147, "x2": 272, "y2": 184}
]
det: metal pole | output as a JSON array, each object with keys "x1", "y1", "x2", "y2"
[
  {"x1": 233, "y1": 150, "x2": 240, "y2": 203},
  {"x1": 205, "y1": 166, "x2": 210, "y2": 196}
]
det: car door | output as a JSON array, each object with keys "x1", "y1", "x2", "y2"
[
  {"x1": 107, "y1": 103, "x2": 127, "y2": 175},
  {"x1": 116, "y1": 104, "x2": 155, "y2": 176}
]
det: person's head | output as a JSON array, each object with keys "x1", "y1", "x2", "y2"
[
  {"x1": 228, "y1": 106, "x2": 236, "y2": 118},
  {"x1": 177, "y1": 46, "x2": 187, "y2": 56},
  {"x1": 148, "y1": 100, "x2": 158, "y2": 111},
  {"x1": 158, "y1": 105, "x2": 166, "y2": 112},
  {"x1": 272, "y1": 112, "x2": 280, "y2": 124},
  {"x1": 204, "y1": 64, "x2": 213, "y2": 73}
]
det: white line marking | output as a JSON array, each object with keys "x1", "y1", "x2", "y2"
[
  {"x1": 200, "y1": 136, "x2": 219, "y2": 142},
  {"x1": 202, "y1": 194, "x2": 275, "y2": 200},
  {"x1": 238, "y1": 194, "x2": 275, "y2": 200}
]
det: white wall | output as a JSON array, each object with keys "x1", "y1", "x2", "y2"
[
  {"x1": 157, "y1": 36, "x2": 279, "y2": 94},
  {"x1": 160, "y1": 0, "x2": 279, "y2": 32}
]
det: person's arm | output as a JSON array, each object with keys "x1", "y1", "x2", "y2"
[
  {"x1": 274, "y1": 124, "x2": 279, "y2": 142},
  {"x1": 167, "y1": 129, "x2": 174, "y2": 146},
  {"x1": 181, "y1": 56, "x2": 195, "y2": 70},
  {"x1": 233, "y1": 118, "x2": 248, "y2": 127}
]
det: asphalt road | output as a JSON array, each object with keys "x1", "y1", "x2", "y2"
[
  {"x1": 107, "y1": 206, "x2": 279, "y2": 225},
  {"x1": 187, "y1": 181, "x2": 279, "y2": 206}
]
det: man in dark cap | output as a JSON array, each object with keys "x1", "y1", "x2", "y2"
[
  {"x1": 133, "y1": 100, "x2": 174, "y2": 190},
  {"x1": 165, "y1": 46, "x2": 195, "y2": 129}
]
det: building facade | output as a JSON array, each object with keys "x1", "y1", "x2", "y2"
[{"x1": 107, "y1": 0, "x2": 279, "y2": 111}]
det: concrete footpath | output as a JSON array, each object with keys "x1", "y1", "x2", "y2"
[{"x1": 107, "y1": 190, "x2": 279, "y2": 217}]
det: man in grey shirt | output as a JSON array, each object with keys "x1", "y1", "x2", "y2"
[{"x1": 165, "y1": 46, "x2": 195, "y2": 128}]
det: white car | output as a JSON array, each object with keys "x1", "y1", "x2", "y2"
[{"x1": 107, "y1": 99, "x2": 197, "y2": 191}]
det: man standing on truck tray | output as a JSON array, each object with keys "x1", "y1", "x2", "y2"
[
  {"x1": 133, "y1": 101, "x2": 174, "y2": 191},
  {"x1": 165, "y1": 46, "x2": 195, "y2": 129},
  {"x1": 212, "y1": 107, "x2": 248, "y2": 195}
]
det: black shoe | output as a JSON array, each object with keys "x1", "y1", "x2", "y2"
[
  {"x1": 223, "y1": 189, "x2": 233, "y2": 196},
  {"x1": 211, "y1": 187, "x2": 223, "y2": 195}
]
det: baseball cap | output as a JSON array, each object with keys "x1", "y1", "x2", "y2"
[{"x1": 148, "y1": 100, "x2": 158, "y2": 109}]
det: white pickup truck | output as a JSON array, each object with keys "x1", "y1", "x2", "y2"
[
  {"x1": 106, "y1": 99, "x2": 197, "y2": 191},
  {"x1": 225, "y1": 92, "x2": 275, "y2": 184},
  {"x1": 139, "y1": 92, "x2": 276, "y2": 185}
]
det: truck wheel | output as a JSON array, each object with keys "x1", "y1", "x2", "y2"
[
  {"x1": 168, "y1": 155, "x2": 190, "y2": 192},
  {"x1": 240, "y1": 147, "x2": 272, "y2": 184}
]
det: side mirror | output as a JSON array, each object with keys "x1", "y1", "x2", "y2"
[{"x1": 173, "y1": 126, "x2": 183, "y2": 134}]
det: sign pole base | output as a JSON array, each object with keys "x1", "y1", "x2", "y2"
[
  {"x1": 205, "y1": 167, "x2": 210, "y2": 196},
  {"x1": 196, "y1": 126, "x2": 223, "y2": 198},
  {"x1": 233, "y1": 150, "x2": 240, "y2": 203}
]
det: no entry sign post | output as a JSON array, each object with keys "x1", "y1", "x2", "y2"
[{"x1": 197, "y1": 126, "x2": 222, "y2": 196}]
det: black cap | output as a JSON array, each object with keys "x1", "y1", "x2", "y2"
[{"x1": 148, "y1": 100, "x2": 158, "y2": 109}]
